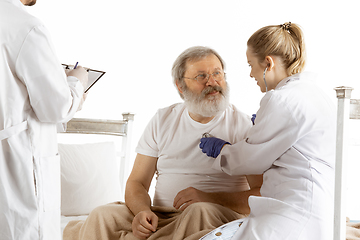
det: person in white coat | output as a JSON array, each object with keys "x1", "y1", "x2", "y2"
[
  {"x1": 199, "y1": 22, "x2": 336, "y2": 240},
  {"x1": 0, "y1": 0, "x2": 88, "y2": 239}
]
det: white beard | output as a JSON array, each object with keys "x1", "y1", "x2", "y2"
[{"x1": 183, "y1": 84, "x2": 230, "y2": 118}]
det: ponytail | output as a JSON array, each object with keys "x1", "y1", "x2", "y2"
[{"x1": 247, "y1": 22, "x2": 306, "y2": 75}]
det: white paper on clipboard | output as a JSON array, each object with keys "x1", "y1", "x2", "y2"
[{"x1": 62, "y1": 64, "x2": 106, "y2": 93}]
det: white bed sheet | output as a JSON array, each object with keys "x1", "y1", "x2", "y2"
[{"x1": 61, "y1": 215, "x2": 88, "y2": 239}]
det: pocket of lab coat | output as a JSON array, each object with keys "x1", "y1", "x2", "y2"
[{"x1": 33, "y1": 154, "x2": 61, "y2": 212}]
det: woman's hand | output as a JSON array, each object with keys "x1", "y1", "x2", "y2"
[{"x1": 199, "y1": 137, "x2": 231, "y2": 158}]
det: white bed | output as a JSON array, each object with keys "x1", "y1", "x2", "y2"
[
  {"x1": 57, "y1": 113, "x2": 134, "y2": 238},
  {"x1": 55, "y1": 89, "x2": 360, "y2": 239}
]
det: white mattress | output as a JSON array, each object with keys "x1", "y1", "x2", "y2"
[{"x1": 61, "y1": 215, "x2": 88, "y2": 239}]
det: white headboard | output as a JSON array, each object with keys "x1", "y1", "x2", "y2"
[
  {"x1": 58, "y1": 113, "x2": 134, "y2": 216},
  {"x1": 62, "y1": 112, "x2": 135, "y2": 194}
]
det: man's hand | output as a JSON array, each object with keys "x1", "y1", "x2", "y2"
[
  {"x1": 132, "y1": 210, "x2": 158, "y2": 239},
  {"x1": 173, "y1": 187, "x2": 210, "y2": 211}
]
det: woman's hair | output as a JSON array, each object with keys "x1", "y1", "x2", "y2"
[
  {"x1": 247, "y1": 22, "x2": 306, "y2": 76},
  {"x1": 171, "y1": 46, "x2": 226, "y2": 98}
]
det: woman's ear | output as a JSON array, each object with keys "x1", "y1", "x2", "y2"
[{"x1": 265, "y1": 56, "x2": 275, "y2": 71}]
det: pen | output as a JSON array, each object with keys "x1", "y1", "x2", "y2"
[{"x1": 74, "y1": 62, "x2": 78, "y2": 69}]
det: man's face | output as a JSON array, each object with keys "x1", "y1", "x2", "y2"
[
  {"x1": 181, "y1": 54, "x2": 229, "y2": 117},
  {"x1": 182, "y1": 54, "x2": 226, "y2": 97},
  {"x1": 21, "y1": 0, "x2": 37, "y2": 6}
]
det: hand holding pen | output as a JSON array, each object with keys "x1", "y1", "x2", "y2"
[{"x1": 67, "y1": 62, "x2": 89, "y2": 90}]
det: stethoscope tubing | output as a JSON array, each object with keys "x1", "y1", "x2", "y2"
[{"x1": 263, "y1": 67, "x2": 268, "y2": 92}]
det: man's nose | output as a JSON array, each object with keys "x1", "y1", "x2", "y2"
[{"x1": 205, "y1": 74, "x2": 218, "y2": 86}]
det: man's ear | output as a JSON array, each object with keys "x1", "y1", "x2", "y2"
[
  {"x1": 176, "y1": 80, "x2": 184, "y2": 94},
  {"x1": 265, "y1": 56, "x2": 275, "y2": 71}
]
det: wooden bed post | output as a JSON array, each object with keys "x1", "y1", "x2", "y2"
[{"x1": 334, "y1": 86, "x2": 353, "y2": 240}]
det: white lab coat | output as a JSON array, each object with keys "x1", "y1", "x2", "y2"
[
  {"x1": 212, "y1": 73, "x2": 336, "y2": 239},
  {"x1": 0, "y1": 0, "x2": 83, "y2": 239}
]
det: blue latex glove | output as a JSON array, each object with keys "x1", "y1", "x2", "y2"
[
  {"x1": 199, "y1": 137, "x2": 231, "y2": 158},
  {"x1": 251, "y1": 114, "x2": 256, "y2": 125}
]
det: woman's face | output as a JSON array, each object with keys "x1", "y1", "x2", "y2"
[{"x1": 246, "y1": 48, "x2": 268, "y2": 93}]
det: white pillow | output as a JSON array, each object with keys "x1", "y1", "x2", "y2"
[{"x1": 59, "y1": 142, "x2": 122, "y2": 216}]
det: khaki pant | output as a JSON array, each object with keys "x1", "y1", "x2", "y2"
[{"x1": 63, "y1": 202, "x2": 245, "y2": 240}]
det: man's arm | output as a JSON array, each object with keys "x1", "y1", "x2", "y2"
[
  {"x1": 173, "y1": 174, "x2": 263, "y2": 214},
  {"x1": 125, "y1": 153, "x2": 158, "y2": 239}
]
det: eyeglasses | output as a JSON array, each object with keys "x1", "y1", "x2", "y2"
[{"x1": 182, "y1": 70, "x2": 225, "y2": 85}]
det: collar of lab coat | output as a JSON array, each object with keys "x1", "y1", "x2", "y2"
[
  {"x1": 2, "y1": 0, "x2": 27, "y2": 10},
  {"x1": 275, "y1": 72, "x2": 317, "y2": 90}
]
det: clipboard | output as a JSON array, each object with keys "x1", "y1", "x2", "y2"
[{"x1": 62, "y1": 64, "x2": 106, "y2": 93}]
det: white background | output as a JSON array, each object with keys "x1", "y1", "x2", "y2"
[{"x1": 28, "y1": 0, "x2": 360, "y2": 219}]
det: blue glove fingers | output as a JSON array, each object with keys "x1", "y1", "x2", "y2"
[
  {"x1": 251, "y1": 114, "x2": 256, "y2": 125},
  {"x1": 199, "y1": 138, "x2": 213, "y2": 156},
  {"x1": 199, "y1": 138, "x2": 207, "y2": 149}
]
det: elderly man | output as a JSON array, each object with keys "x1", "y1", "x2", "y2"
[{"x1": 64, "y1": 46, "x2": 262, "y2": 240}]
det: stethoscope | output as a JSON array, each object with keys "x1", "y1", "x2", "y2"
[
  {"x1": 263, "y1": 67, "x2": 268, "y2": 92},
  {"x1": 202, "y1": 132, "x2": 213, "y2": 138},
  {"x1": 249, "y1": 67, "x2": 268, "y2": 125}
]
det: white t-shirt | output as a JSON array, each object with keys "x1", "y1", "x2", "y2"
[{"x1": 136, "y1": 103, "x2": 252, "y2": 207}]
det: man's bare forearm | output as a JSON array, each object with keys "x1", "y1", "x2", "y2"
[
  {"x1": 125, "y1": 181, "x2": 153, "y2": 216},
  {"x1": 124, "y1": 154, "x2": 157, "y2": 216}
]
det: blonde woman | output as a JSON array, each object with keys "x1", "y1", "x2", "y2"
[{"x1": 200, "y1": 22, "x2": 336, "y2": 240}]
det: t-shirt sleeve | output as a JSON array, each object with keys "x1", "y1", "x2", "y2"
[{"x1": 135, "y1": 112, "x2": 160, "y2": 158}]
